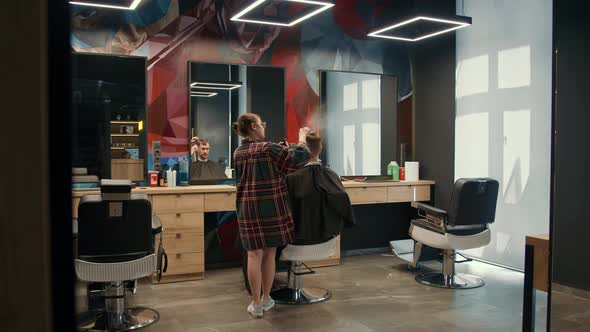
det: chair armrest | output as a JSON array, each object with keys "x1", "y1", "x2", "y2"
[
  {"x1": 152, "y1": 215, "x2": 163, "y2": 235},
  {"x1": 415, "y1": 202, "x2": 448, "y2": 219}
]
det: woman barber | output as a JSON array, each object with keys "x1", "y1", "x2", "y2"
[{"x1": 232, "y1": 113, "x2": 311, "y2": 318}]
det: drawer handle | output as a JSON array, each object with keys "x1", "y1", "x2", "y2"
[
  {"x1": 176, "y1": 233, "x2": 182, "y2": 239},
  {"x1": 176, "y1": 213, "x2": 181, "y2": 217},
  {"x1": 176, "y1": 254, "x2": 182, "y2": 259},
  {"x1": 176, "y1": 194, "x2": 181, "y2": 198}
]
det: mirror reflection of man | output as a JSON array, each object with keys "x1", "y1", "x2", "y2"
[{"x1": 190, "y1": 137, "x2": 227, "y2": 180}]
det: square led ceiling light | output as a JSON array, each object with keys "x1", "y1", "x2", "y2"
[
  {"x1": 231, "y1": 0, "x2": 334, "y2": 27},
  {"x1": 69, "y1": 0, "x2": 143, "y2": 10},
  {"x1": 368, "y1": 15, "x2": 472, "y2": 42}
]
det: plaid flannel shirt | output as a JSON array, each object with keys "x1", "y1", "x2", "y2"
[{"x1": 234, "y1": 140, "x2": 310, "y2": 250}]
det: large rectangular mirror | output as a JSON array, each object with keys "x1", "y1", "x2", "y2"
[
  {"x1": 319, "y1": 70, "x2": 399, "y2": 177},
  {"x1": 71, "y1": 53, "x2": 147, "y2": 185},
  {"x1": 188, "y1": 62, "x2": 285, "y2": 183}
]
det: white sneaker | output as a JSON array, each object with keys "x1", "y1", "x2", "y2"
[
  {"x1": 247, "y1": 302, "x2": 263, "y2": 318},
  {"x1": 261, "y1": 298, "x2": 275, "y2": 312}
]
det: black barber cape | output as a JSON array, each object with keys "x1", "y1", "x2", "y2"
[
  {"x1": 286, "y1": 163, "x2": 356, "y2": 245},
  {"x1": 190, "y1": 160, "x2": 227, "y2": 181}
]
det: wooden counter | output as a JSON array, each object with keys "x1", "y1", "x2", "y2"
[
  {"x1": 523, "y1": 234, "x2": 550, "y2": 331},
  {"x1": 72, "y1": 180, "x2": 434, "y2": 283}
]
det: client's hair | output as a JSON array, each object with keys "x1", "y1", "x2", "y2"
[
  {"x1": 306, "y1": 131, "x2": 322, "y2": 156},
  {"x1": 197, "y1": 138, "x2": 209, "y2": 146},
  {"x1": 232, "y1": 113, "x2": 260, "y2": 137}
]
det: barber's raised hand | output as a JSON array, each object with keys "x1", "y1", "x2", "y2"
[
  {"x1": 191, "y1": 136, "x2": 199, "y2": 154},
  {"x1": 298, "y1": 127, "x2": 311, "y2": 144}
]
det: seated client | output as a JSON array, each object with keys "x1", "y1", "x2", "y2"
[
  {"x1": 286, "y1": 132, "x2": 356, "y2": 245},
  {"x1": 190, "y1": 137, "x2": 227, "y2": 180}
]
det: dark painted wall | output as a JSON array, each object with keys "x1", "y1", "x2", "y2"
[
  {"x1": 413, "y1": 32, "x2": 457, "y2": 207},
  {"x1": 552, "y1": 2, "x2": 590, "y2": 291},
  {"x1": 247, "y1": 66, "x2": 286, "y2": 143}
]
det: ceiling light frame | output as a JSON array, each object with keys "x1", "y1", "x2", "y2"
[
  {"x1": 368, "y1": 15, "x2": 472, "y2": 42},
  {"x1": 69, "y1": 0, "x2": 143, "y2": 10},
  {"x1": 230, "y1": 0, "x2": 334, "y2": 27}
]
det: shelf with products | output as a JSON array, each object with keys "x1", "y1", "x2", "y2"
[
  {"x1": 111, "y1": 119, "x2": 144, "y2": 134},
  {"x1": 111, "y1": 146, "x2": 140, "y2": 150}
]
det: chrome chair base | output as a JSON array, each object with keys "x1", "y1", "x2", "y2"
[
  {"x1": 416, "y1": 272, "x2": 485, "y2": 289},
  {"x1": 270, "y1": 287, "x2": 332, "y2": 305},
  {"x1": 78, "y1": 307, "x2": 159, "y2": 331}
]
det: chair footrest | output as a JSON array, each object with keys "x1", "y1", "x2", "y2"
[{"x1": 270, "y1": 287, "x2": 332, "y2": 305}]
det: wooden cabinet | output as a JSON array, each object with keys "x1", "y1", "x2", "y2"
[
  {"x1": 111, "y1": 159, "x2": 144, "y2": 181},
  {"x1": 152, "y1": 193, "x2": 205, "y2": 283}
]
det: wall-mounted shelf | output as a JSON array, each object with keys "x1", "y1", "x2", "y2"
[
  {"x1": 111, "y1": 146, "x2": 139, "y2": 150},
  {"x1": 111, "y1": 134, "x2": 139, "y2": 137}
]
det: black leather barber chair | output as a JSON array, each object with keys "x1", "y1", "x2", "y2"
[
  {"x1": 76, "y1": 179, "x2": 165, "y2": 331},
  {"x1": 410, "y1": 178, "x2": 499, "y2": 289}
]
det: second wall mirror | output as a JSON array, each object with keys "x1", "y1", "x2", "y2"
[{"x1": 319, "y1": 70, "x2": 400, "y2": 178}]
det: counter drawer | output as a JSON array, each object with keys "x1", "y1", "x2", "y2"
[
  {"x1": 345, "y1": 187, "x2": 388, "y2": 204},
  {"x1": 152, "y1": 193, "x2": 204, "y2": 213},
  {"x1": 160, "y1": 252, "x2": 204, "y2": 276},
  {"x1": 412, "y1": 185, "x2": 431, "y2": 202},
  {"x1": 162, "y1": 231, "x2": 204, "y2": 254},
  {"x1": 387, "y1": 185, "x2": 431, "y2": 202},
  {"x1": 204, "y1": 192, "x2": 236, "y2": 211},
  {"x1": 387, "y1": 186, "x2": 413, "y2": 203},
  {"x1": 157, "y1": 212, "x2": 203, "y2": 232}
]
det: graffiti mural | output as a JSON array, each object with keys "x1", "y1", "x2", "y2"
[{"x1": 71, "y1": 0, "x2": 412, "y2": 170}]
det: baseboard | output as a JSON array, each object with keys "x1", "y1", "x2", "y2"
[{"x1": 342, "y1": 247, "x2": 390, "y2": 257}]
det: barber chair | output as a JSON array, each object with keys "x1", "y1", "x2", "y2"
[
  {"x1": 76, "y1": 179, "x2": 164, "y2": 331},
  {"x1": 410, "y1": 178, "x2": 499, "y2": 289},
  {"x1": 270, "y1": 237, "x2": 337, "y2": 304}
]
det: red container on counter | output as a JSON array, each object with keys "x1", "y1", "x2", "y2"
[
  {"x1": 400, "y1": 167, "x2": 405, "y2": 181},
  {"x1": 149, "y1": 171, "x2": 159, "y2": 187}
]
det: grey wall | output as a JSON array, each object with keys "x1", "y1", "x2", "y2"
[
  {"x1": 413, "y1": 33, "x2": 457, "y2": 207},
  {"x1": 552, "y1": 2, "x2": 590, "y2": 291}
]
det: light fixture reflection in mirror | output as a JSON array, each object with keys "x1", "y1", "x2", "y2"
[
  {"x1": 191, "y1": 91, "x2": 219, "y2": 98},
  {"x1": 190, "y1": 82, "x2": 242, "y2": 90}
]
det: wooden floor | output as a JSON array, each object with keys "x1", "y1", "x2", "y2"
[
  {"x1": 77, "y1": 255, "x2": 550, "y2": 331},
  {"x1": 551, "y1": 288, "x2": 590, "y2": 331}
]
